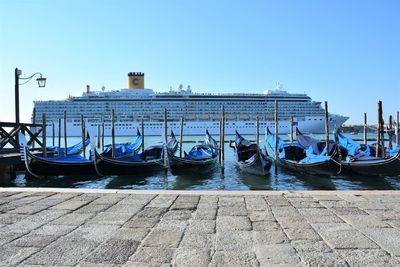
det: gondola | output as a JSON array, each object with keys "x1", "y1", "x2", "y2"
[
  {"x1": 230, "y1": 131, "x2": 272, "y2": 176},
  {"x1": 337, "y1": 133, "x2": 400, "y2": 177},
  {"x1": 46, "y1": 134, "x2": 90, "y2": 156},
  {"x1": 19, "y1": 133, "x2": 95, "y2": 177},
  {"x1": 169, "y1": 130, "x2": 218, "y2": 175},
  {"x1": 266, "y1": 128, "x2": 341, "y2": 176},
  {"x1": 101, "y1": 129, "x2": 142, "y2": 158},
  {"x1": 94, "y1": 131, "x2": 178, "y2": 176}
]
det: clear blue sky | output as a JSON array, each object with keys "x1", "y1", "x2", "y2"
[{"x1": 1, "y1": 0, "x2": 399, "y2": 124}]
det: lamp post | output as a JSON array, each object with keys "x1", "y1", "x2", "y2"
[{"x1": 15, "y1": 67, "x2": 46, "y2": 124}]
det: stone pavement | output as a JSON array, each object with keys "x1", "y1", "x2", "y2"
[{"x1": 1, "y1": 188, "x2": 400, "y2": 266}]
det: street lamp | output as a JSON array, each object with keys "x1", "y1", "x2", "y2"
[{"x1": 15, "y1": 67, "x2": 46, "y2": 124}]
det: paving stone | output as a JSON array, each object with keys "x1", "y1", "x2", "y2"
[
  {"x1": 252, "y1": 220, "x2": 282, "y2": 231},
  {"x1": 75, "y1": 204, "x2": 113, "y2": 214},
  {"x1": 124, "y1": 216, "x2": 160, "y2": 228},
  {"x1": 297, "y1": 252, "x2": 348, "y2": 267},
  {"x1": 117, "y1": 194, "x2": 155, "y2": 205},
  {"x1": 9, "y1": 204, "x2": 49, "y2": 215},
  {"x1": 66, "y1": 224, "x2": 120, "y2": 243},
  {"x1": 86, "y1": 212, "x2": 132, "y2": 225},
  {"x1": 364, "y1": 209, "x2": 400, "y2": 221},
  {"x1": 216, "y1": 231, "x2": 253, "y2": 251},
  {"x1": 125, "y1": 262, "x2": 170, "y2": 267},
  {"x1": 162, "y1": 210, "x2": 192, "y2": 220},
  {"x1": 0, "y1": 213, "x2": 28, "y2": 224},
  {"x1": 339, "y1": 194, "x2": 368, "y2": 202},
  {"x1": 0, "y1": 231, "x2": 28, "y2": 246},
  {"x1": 291, "y1": 240, "x2": 332, "y2": 253},
  {"x1": 31, "y1": 224, "x2": 77, "y2": 236},
  {"x1": 146, "y1": 195, "x2": 177, "y2": 208},
  {"x1": 198, "y1": 195, "x2": 218, "y2": 205},
  {"x1": 23, "y1": 238, "x2": 99, "y2": 266},
  {"x1": 9, "y1": 233, "x2": 59, "y2": 247},
  {"x1": 171, "y1": 202, "x2": 198, "y2": 210},
  {"x1": 305, "y1": 214, "x2": 344, "y2": 223},
  {"x1": 0, "y1": 246, "x2": 40, "y2": 266},
  {"x1": 210, "y1": 250, "x2": 258, "y2": 267},
  {"x1": 50, "y1": 200, "x2": 90, "y2": 210},
  {"x1": 173, "y1": 248, "x2": 211, "y2": 267},
  {"x1": 129, "y1": 247, "x2": 175, "y2": 264},
  {"x1": 282, "y1": 223, "x2": 321, "y2": 241},
  {"x1": 91, "y1": 195, "x2": 126, "y2": 205},
  {"x1": 30, "y1": 198, "x2": 66, "y2": 207},
  {"x1": 312, "y1": 194, "x2": 344, "y2": 201},
  {"x1": 331, "y1": 207, "x2": 369, "y2": 215},
  {"x1": 218, "y1": 206, "x2": 248, "y2": 216},
  {"x1": 319, "y1": 229, "x2": 379, "y2": 249},
  {"x1": 248, "y1": 210, "x2": 276, "y2": 222},
  {"x1": 336, "y1": 249, "x2": 400, "y2": 267},
  {"x1": 245, "y1": 196, "x2": 267, "y2": 211},
  {"x1": 361, "y1": 227, "x2": 400, "y2": 256},
  {"x1": 83, "y1": 239, "x2": 139, "y2": 264},
  {"x1": 192, "y1": 208, "x2": 217, "y2": 220},
  {"x1": 187, "y1": 219, "x2": 215, "y2": 233},
  {"x1": 142, "y1": 229, "x2": 183, "y2": 248},
  {"x1": 255, "y1": 244, "x2": 301, "y2": 265},
  {"x1": 50, "y1": 212, "x2": 96, "y2": 225},
  {"x1": 253, "y1": 229, "x2": 289, "y2": 244},
  {"x1": 290, "y1": 200, "x2": 323, "y2": 208},
  {"x1": 105, "y1": 204, "x2": 143, "y2": 214},
  {"x1": 135, "y1": 207, "x2": 168, "y2": 218},
  {"x1": 271, "y1": 206, "x2": 303, "y2": 219},
  {"x1": 179, "y1": 233, "x2": 215, "y2": 250},
  {"x1": 297, "y1": 207, "x2": 335, "y2": 217},
  {"x1": 218, "y1": 196, "x2": 245, "y2": 206},
  {"x1": 341, "y1": 214, "x2": 390, "y2": 228},
  {"x1": 319, "y1": 200, "x2": 357, "y2": 208},
  {"x1": 156, "y1": 219, "x2": 188, "y2": 231},
  {"x1": 110, "y1": 227, "x2": 149, "y2": 241},
  {"x1": 216, "y1": 216, "x2": 251, "y2": 231}
]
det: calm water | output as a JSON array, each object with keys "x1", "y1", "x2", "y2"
[{"x1": 3, "y1": 134, "x2": 400, "y2": 191}]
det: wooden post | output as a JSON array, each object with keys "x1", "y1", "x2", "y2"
[
  {"x1": 219, "y1": 108, "x2": 222, "y2": 164},
  {"x1": 141, "y1": 119, "x2": 144, "y2": 153},
  {"x1": 324, "y1": 101, "x2": 329, "y2": 156},
  {"x1": 32, "y1": 108, "x2": 36, "y2": 149},
  {"x1": 290, "y1": 114, "x2": 294, "y2": 143},
  {"x1": 221, "y1": 105, "x2": 225, "y2": 170},
  {"x1": 363, "y1": 113, "x2": 367, "y2": 145},
  {"x1": 376, "y1": 101, "x2": 381, "y2": 157},
  {"x1": 63, "y1": 110, "x2": 67, "y2": 156},
  {"x1": 380, "y1": 103, "x2": 385, "y2": 157},
  {"x1": 112, "y1": 109, "x2": 115, "y2": 158},
  {"x1": 164, "y1": 108, "x2": 168, "y2": 171},
  {"x1": 274, "y1": 100, "x2": 278, "y2": 161},
  {"x1": 179, "y1": 117, "x2": 184, "y2": 158},
  {"x1": 388, "y1": 115, "x2": 393, "y2": 150},
  {"x1": 81, "y1": 114, "x2": 86, "y2": 158},
  {"x1": 396, "y1": 111, "x2": 399, "y2": 146},
  {"x1": 58, "y1": 118, "x2": 61, "y2": 155},
  {"x1": 101, "y1": 122, "x2": 105, "y2": 150},
  {"x1": 42, "y1": 113, "x2": 47, "y2": 157},
  {"x1": 256, "y1": 115, "x2": 259, "y2": 146},
  {"x1": 97, "y1": 124, "x2": 100, "y2": 148},
  {"x1": 52, "y1": 122, "x2": 55, "y2": 147}
]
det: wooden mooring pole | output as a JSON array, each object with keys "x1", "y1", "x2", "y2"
[
  {"x1": 42, "y1": 113, "x2": 47, "y2": 157},
  {"x1": 388, "y1": 115, "x2": 393, "y2": 150},
  {"x1": 58, "y1": 118, "x2": 61, "y2": 155},
  {"x1": 364, "y1": 113, "x2": 367, "y2": 145},
  {"x1": 274, "y1": 100, "x2": 278, "y2": 162},
  {"x1": 376, "y1": 101, "x2": 382, "y2": 157},
  {"x1": 101, "y1": 122, "x2": 105, "y2": 151},
  {"x1": 164, "y1": 108, "x2": 168, "y2": 172},
  {"x1": 221, "y1": 105, "x2": 225, "y2": 171},
  {"x1": 81, "y1": 114, "x2": 86, "y2": 158},
  {"x1": 256, "y1": 115, "x2": 259, "y2": 146},
  {"x1": 112, "y1": 109, "x2": 115, "y2": 158},
  {"x1": 396, "y1": 111, "x2": 399, "y2": 146},
  {"x1": 141, "y1": 119, "x2": 144, "y2": 153},
  {"x1": 290, "y1": 114, "x2": 294, "y2": 143},
  {"x1": 97, "y1": 124, "x2": 101, "y2": 149},
  {"x1": 52, "y1": 122, "x2": 55, "y2": 147},
  {"x1": 324, "y1": 101, "x2": 329, "y2": 156},
  {"x1": 179, "y1": 117, "x2": 184, "y2": 158},
  {"x1": 64, "y1": 110, "x2": 67, "y2": 156},
  {"x1": 32, "y1": 108, "x2": 36, "y2": 149}
]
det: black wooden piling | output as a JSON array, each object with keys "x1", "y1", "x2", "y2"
[
  {"x1": 97, "y1": 124, "x2": 101, "y2": 149},
  {"x1": 180, "y1": 117, "x2": 184, "y2": 158},
  {"x1": 256, "y1": 115, "x2": 259, "y2": 146},
  {"x1": 63, "y1": 110, "x2": 67, "y2": 156},
  {"x1": 81, "y1": 114, "x2": 86, "y2": 158},
  {"x1": 364, "y1": 113, "x2": 367, "y2": 145},
  {"x1": 141, "y1": 119, "x2": 144, "y2": 153},
  {"x1": 112, "y1": 109, "x2": 115, "y2": 158},
  {"x1": 101, "y1": 122, "x2": 105, "y2": 151},
  {"x1": 389, "y1": 115, "x2": 393, "y2": 150},
  {"x1": 274, "y1": 100, "x2": 278, "y2": 162},
  {"x1": 324, "y1": 101, "x2": 329, "y2": 156},
  {"x1": 32, "y1": 108, "x2": 36, "y2": 149},
  {"x1": 42, "y1": 113, "x2": 47, "y2": 157},
  {"x1": 290, "y1": 114, "x2": 294, "y2": 143},
  {"x1": 58, "y1": 118, "x2": 61, "y2": 155}
]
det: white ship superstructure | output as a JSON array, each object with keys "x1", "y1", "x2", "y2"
[{"x1": 33, "y1": 72, "x2": 348, "y2": 136}]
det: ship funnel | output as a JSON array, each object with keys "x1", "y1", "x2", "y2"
[
  {"x1": 86, "y1": 85, "x2": 90, "y2": 93},
  {"x1": 128, "y1": 72, "x2": 145, "y2": 89}
]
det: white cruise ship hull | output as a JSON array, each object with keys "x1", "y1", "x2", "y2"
[{"x1": 41, "y1": 115, "x2": 347, "y2": 137}]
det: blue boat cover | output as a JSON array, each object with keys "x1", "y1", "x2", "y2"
[
  {"x1": 47, "y1": 137, "x2": 90, "y2": 155},
  {"x1": 35, "y1": 154, "x2": 92, "y2": 163},
  {"x1": 389, "y1": 146, "x2": 400, "y2": 157},
  {"x1": 185, "y1": 131, "x2": 218, "y2": 160},
  {"x1": 102, "y1": 133, "x2": 143, "y2": 158},
  {"x1": 338, "y1": 133, "x2": 370, "y2": 158}
]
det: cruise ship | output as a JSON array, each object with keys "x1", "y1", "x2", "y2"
[{"x1": 33, "y1": 72, "x2": 348, "y2": 136}]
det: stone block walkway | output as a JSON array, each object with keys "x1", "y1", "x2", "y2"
[{"x1": 1, "y1": 188, "x2": 400, "y2": 266}]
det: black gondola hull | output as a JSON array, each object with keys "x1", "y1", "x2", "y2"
[
  {"x1": 341, "y1": 152, "x2": 400, "y2": 177},
  {"x1": 237, "y1": 153, "x2": 273, "y2": 176},
  {"x1": 169, "y1": 155, "x2": 217, "y2": 175},
  {"x1": 278, "y1": 157, "x2": 341, "y2": 176},
  {"x1": 95, "y1": 151, "x2": 164, "y2": 176}
]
